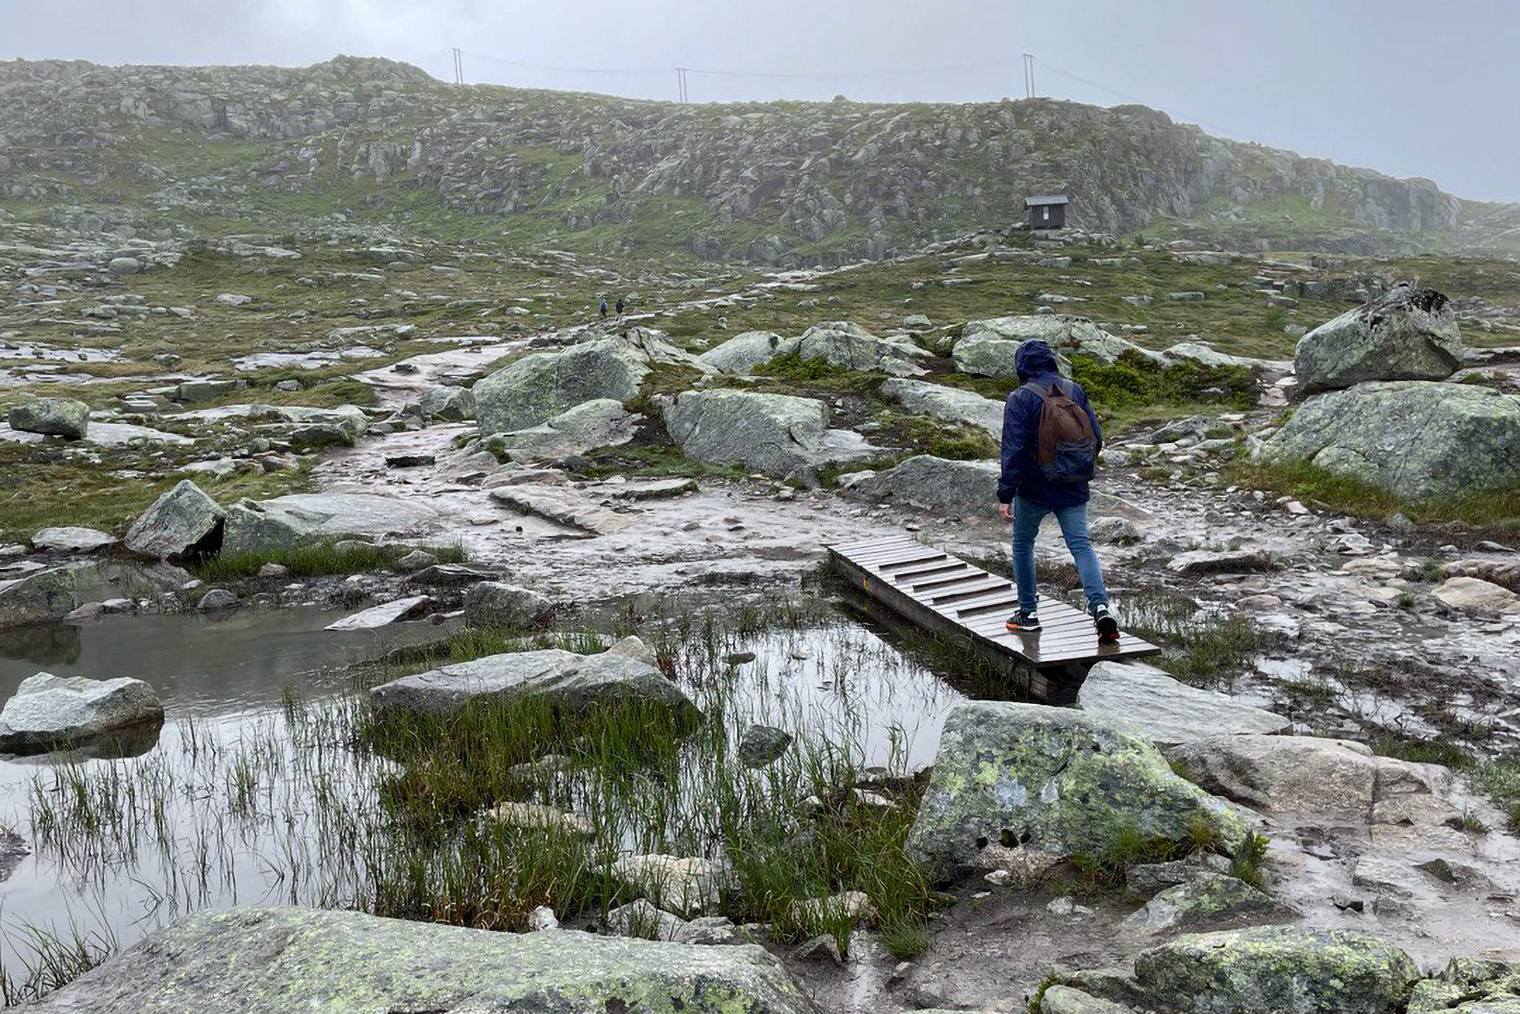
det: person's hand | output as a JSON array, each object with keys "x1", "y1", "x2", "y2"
[{"x1": 998, "y1": 502, "x2": 1013, "y2": 521}]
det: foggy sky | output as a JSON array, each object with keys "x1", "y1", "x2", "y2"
[{"x1": 6, "y1": 0, "x2": 1519, "y2": 203}]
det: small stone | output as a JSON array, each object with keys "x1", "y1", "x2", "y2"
[
  {"x1": 737, "y1": 724, "x2": 793, "y2": 767},
  {"x1": 196, "y1": 589, "x2": 238, "y2": 611},
  {"x1": 395, "y1": 549, "x2": 439, "y2": 572},
  {"x1": 526, "y1": 906, "x2": 559, "y2": 932},
  {"x1": 725, "y1": 651, "x2": 757, "y2": 665},
  {"x1": 256, "y1": 563, "x2": 289, "y2": 578}
]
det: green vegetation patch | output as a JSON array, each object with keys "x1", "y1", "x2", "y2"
[
  {"x1": 1230, "y1": 459, "x2": 1520, "y2": 533},
  {"x1": 194, "y1": 540, "x2": 465, "y2": 582}
]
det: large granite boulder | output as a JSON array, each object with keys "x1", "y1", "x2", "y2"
[
  {"x1": 485, "y1": 398, "x2": 638, "y2": 460},
  {"x1": 699, "y1": 330, "x2": 789, "y2": 374},
  {"x1": 847, "y1": 456, "x2": 999, "y2": 517},
  {"x1": 1131, "y1": 926, "x2": 1419, "y2": 1014},
  {"x1": 0, "y1": 567, "x2": 78, "y2": 629},
  {"x1": 954, "y1": 316, "x2": 1161, "y2": 377},
  {"x1": 123, "y1": 480, "x2": 225, "y2": 560},
  {"x1": 370, "y1": 640, "x2": 697, "y2": 721},
  {"x1": 473, "y1": 330, "x2": 709, "y2": 434},
  {"x1": 1254, "y1": 381, "x2": 1520, "y2": 500},
  {"x1": 25, "y1": 906, "x2": 816, "y2": 1012},
  {"x1": 0, "y1": 672, "x2": 163, "y2": 754},
  {"x1": 221, "y1": 493, "x2": 442, "y2": 555},
  {"x1": 661, "y1": 389, "x2": 876, "y2": 481},
  {"x1": 788, "y1": 321, "x2": 932, "y2": 376},
  {"x1": 1295, "y1": 285, "x2": 1463, "y2": 394},
  {"x1": 906, "y1": 702, "x2": 1248, "y2": 881},
  {"x1": 880, "y1": 378, "x2": 1004, "y2": 438},
  {"x1": 8, "y1": 397, "x2": 90, "y2": 439}
]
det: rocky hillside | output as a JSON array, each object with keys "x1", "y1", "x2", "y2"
[{"x1": 2, "y1": 55, "x2": 1518, "y2": 265}]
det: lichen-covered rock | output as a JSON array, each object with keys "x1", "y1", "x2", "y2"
[
  {"x1": 1433, "y1": 576, "x2": 1520, "y2": 615},
  {"x1": 419, "y1": 384, "x2": 475, "y2": 421},
  {"x1": 463, "y1": 581, "x2": 556, "y2": 629},
  {"x1": 661, "y1": 389, "x2": 876, "y2": 481},
  {"x1": 1121, "y1": 872, "x2": 1299, "y2": 934},
  {"x1": 1132, "y1": 926, "x2": 1420, "y2": 1014},
  {"x1": 1040, "y1": 984, "x2": 1137, "y2": 1014},
  {"x1": 7, "y1": 397, "x2": 90, "y2": 439},
  {"x1": 906, "y1": 702, "x2": 1247, "y2": 881},
  {"x1": 473, "y1": 329, "x2": 708, "y2": 434},
  {"x1": 484, "y1": 398, "x2": 638, "y2": 460},
  {"x1": 1255, "y1": 381, "x2": 1520, "y2": 500},
  {"x1": 847, "y1": 455, "x2": 999, "y2": 517},
  {"x1": 370, "y1": 640, "x2": 698, "y2": 721},
  {"x1": 0, "y1": 567, "x2": 78, "y2": 629},
  {"x1": 699, "y1": 330, "x2": 790, "y2": 374},
  {"x1": 1408, "y1": 957, "x2": 1520, "y2": 1014},
  {"x1": 1295, "y1": 285, "x2": 1463, "y2": 394},
  {"x1": 880, "y1": 378, "x2": 1004, "y2": 437},
  {"x1": 953, "y1": 316, "x2": 1161, "y2": 377},
  {"x1": 0, "y1": 672, "x2": 163, "y2": 754},
  {"x1": 788, "y1": 321, "x2": 932, "y2": 376},
  {"x1": 24, "y1": 906, "x2": 816, "y2": 1012},
  {"x1": 123, "y1": 480, "x2": 225, "y2": 560}
]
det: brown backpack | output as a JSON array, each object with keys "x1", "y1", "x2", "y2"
[{"x1": 1022, "y1": 379, "x2": 1097, "y2": 483}]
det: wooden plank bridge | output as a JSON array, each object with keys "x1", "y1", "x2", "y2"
[{"x1": 828, "y1": 534, "x2": 1161, "y2": 703}]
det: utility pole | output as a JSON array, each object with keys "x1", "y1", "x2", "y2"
[
  {"x1": 452, "y1": 47, "x2": 464, "y2": 85},
  {"x1": 675, "y1": 67, "x2": 689, "y2": 103},
  {"x1": 1022, "y1": 53, "x2": 1035, "y2": 98}
]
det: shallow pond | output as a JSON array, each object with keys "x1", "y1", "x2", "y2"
[{"x1": 0, "y1": 601, "x2": 967, "y2": 991}]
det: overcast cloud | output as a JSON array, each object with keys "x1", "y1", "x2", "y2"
[{"x1": 6, "y1": 0, "x2": 1518, "y2": 202}]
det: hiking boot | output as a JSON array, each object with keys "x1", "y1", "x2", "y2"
[
  {"x1": 1092, "y1": 603, "x2": 1119, "y2": 644},
  {"x1": 1005, "y1": 610, "x2": 1041, "y2": 633}
]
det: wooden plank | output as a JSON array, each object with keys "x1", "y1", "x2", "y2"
[
  {"x1": 890, "y1": 562, "x2": 970, "y2": 581},
  {"x1": 828, "y1": 535, "x2": 1162, "y2": 704}
]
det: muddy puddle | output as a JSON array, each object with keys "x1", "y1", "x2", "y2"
[{"x1": 0, "y1": 601, "x2": 966, "y2": 971}]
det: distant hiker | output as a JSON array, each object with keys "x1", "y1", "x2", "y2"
[
  {"x1": 599, "y1": 297, "x2": 609, "y2": 319},
  {"x1": 996, "y1": 339, "x2": 1119, "y2": 643},
  {"x1": 615, "y1": 295, "x2": 625, "y2": 319}
]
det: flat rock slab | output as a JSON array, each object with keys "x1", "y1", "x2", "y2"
[
  {"x1": 369, "y1": 642, "x2": 697, "y2": 720},
  {"x1": 489, "y1": 485, "x2": 639, "y2": 536},
  {"x1": 26, "y1": 906, "x2": 816, "y2": 1013},
  {"x1": 31, "y1": 527, "x2": 118, "y2": 554},
  {"x1": 0, "y1": 672, "x2": 163, "y2": 754},
  {"x1": 1079, "y1": 661, "x2": 1289, "y2": 747},
  {"x1": 247, "y1": 492, "x2": 443, "y2": 541},
  {"x1": 0, "y1": 421, "x2": 193, "y2": 446},
  {"x1": 324, "y1": 595, "x2": 432, "y2": 631}
]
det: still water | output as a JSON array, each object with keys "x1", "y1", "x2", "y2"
[{"x1": 0, "y1": 604, "x2": 965, "y2": 982}]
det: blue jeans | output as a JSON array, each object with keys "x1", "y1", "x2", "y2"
[{"x1": 1010, "y1": 496, "x2": 1109, "y2": 614}]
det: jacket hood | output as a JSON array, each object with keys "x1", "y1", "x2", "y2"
[{"x1": 1015, "y1": 339, "x2": 1061, "y2": 382}]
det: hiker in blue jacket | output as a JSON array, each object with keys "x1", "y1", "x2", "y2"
[{"x1": 996, "y1": 338, "x2": 1119, "y2": 642}]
